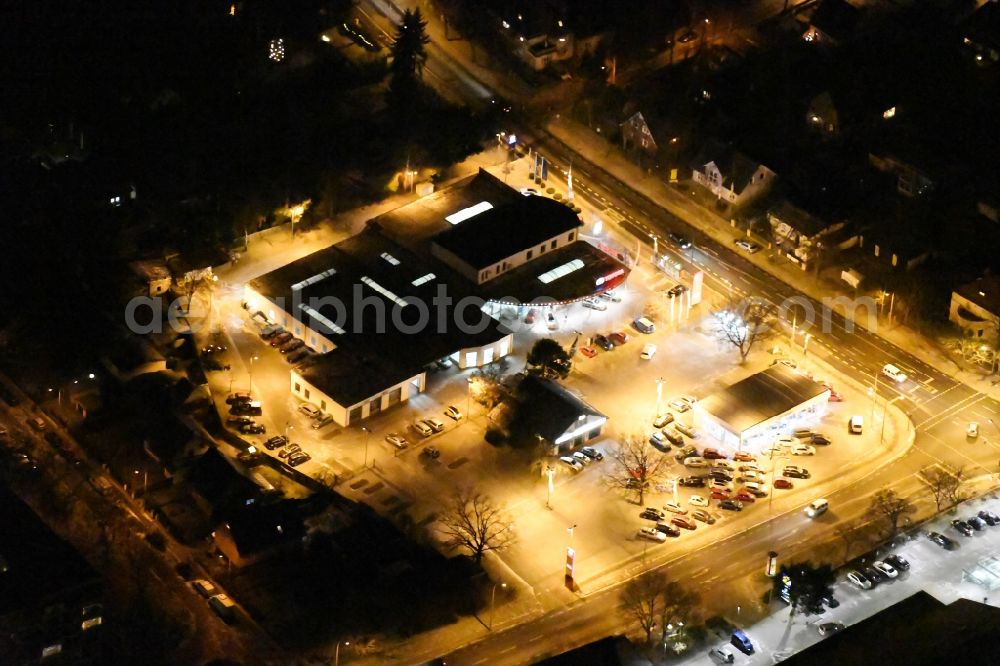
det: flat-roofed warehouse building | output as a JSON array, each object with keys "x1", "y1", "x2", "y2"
[{"x1": 694, "y1": 365, "x2": 831, "y2": 451}]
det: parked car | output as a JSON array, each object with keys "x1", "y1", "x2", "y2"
[
  {"x1": 546, "y1": 312, "x2": 559, "y2": 330},
  {"x1": 279, "y1": 338, "x2": 304, "y2": 354},
  {"x1": 734, "y1": 491, "x2": 756, "y2": 503},
  {"x1": 312, "y1": 414, "x2": 334, "y2": 429},
  {"x1": 523, "y1": 308, "x2": 537, "y2": 324},
  {"x1": 641, "y1": 507, "x2": 667, "y2": 521},
  {"x1": 663, "y1": 399, "x2": 689, "y2": 416},
  {"x1": 572, "y1": 451, "x2": 592, "y2": 466},
  {"x1": 733, "y1": 452, "x2": 756, "y2": 462},
  {"x1": 413, "y1": 421, "x2": 434, "y2": 437},
  {"x1": 709, "y1": 470, "x2": 734, "y2": 483},
  {"x1": 783, "y1": 466, "x2": 811, "y2": 479},
  {"x1": 638, "y1": 527, "x2": 667, "y2": 542},
  {"x1": 649, "y1": 431, "x2": 670, "y2": 451},
  {"x1": 742, "y1": 482, "x2": 768, "y2": 497},
  {"x1": 883, "y1": 554, "x2": 910, "y2": 571},
  {"x1": 422, "y1": 446, "x2": 441, "y2": 459},
  {"x1": 610, "y1": 331, "x2": 629, "y2": 345},
  {"x1": 679, "y1": 475, "x2": 706, "y2": 488},
  {"x1": 710, "y1": 488, "x2": 731, "y2": 501},
  {"x1": 738, "y1": 470, "x2": 764, "y2": 484},
  {"x1": 702, "y1": 448, "x2": 726, "y2": 460},
  {"x1": 560, "y1": 456, "x2": 583, "y2": 472},
  {"x1": 227, "y1": 415, "x2": 255, "y2": 427},
  {"x1": 864, "y1": 566, "x2": 886, "y2": 584},
  {"x1": 298, "y1": 403, "x2": 322, "y2": 419},
  {"x1": 688, "y1": 495, "x2": 708, "y2": 507},
  {"x1": 847, "y1": 570, "x2": 873, "y2": 590},
  {"x1": 443, "y1": 405, "x2": 463, "y2": 420},
  {"x1": 967, "y1": 422, "x2": 980, "y2": 438},
  {"x1": 791, "y1": 444, "x2": 816, "y2": 456},
  {"x1": 817, "y1": 622, "x2": 846, "y2": 636},
  {"x1": 226, "y1": 392, "x2": 252, "y2": 405},
  {"x1": 662, "y1": 427, "x2": 684, "y2": 446},
  {"x1": 684, "y1": 456, "x2": 708, "y2": 468},
  {"x1": 580, "y1": 446, "x2": 604, "y2": 461},
  {"x1": 672, "y1": 515, "x2": 697, "y2": 530},
  {"x1": 599, "y1": 290, "x2": 622, "y2": 303},
  {"x1": 385, "y1": 434, "x2": 408, "y2": 450},
  {"x1": 927, "y1": 531, "x2": 957, "y2": 549},
  {"x1": 581, "y1": 297, "x2": 607, "y2": 311},
  {"x1": 663, "y1": 501, "x2": 688, "y2": 514},
  {"x1": 27, "y1": 416, "x2": 47, "y2": 432},
  {"x1": 594, "y1": 334, "x2": 614, "y2": 351},
  {"x1": 674, "y1": 445, "x2": 698, "y2": 462},
  {"x1": 239, "y1": 422, "x2": 266, "y2": 435},
  {"x1": 692, "y1": 509, "x2": 717, "y2": 524},
  {"x1": 288, "y1": 452, "x2": 311, "y2": 467},
  {"x1": 979, "y1": 510, "x2": 1000, "y2": 526},
  {"x1": 734, "y1": 239, "x2": 761, "y2": 254},
  {"x1": 286, "y1": 348, "x2": 311, "y2": 364},
  {"x1": 192, "y1": 580, "x2": 218, "y2": 598},
  {"x1": 640, "y1": 343, "x2": 657, "y2": 360},
  {"x1": 653, "y1": 412, "x2": 675, "y2": 428},
  {"x1": 708, "y1": 647, "x2": 735, "y2": 664},
  {"x1": 270, "y1": 331, "x2": 293, "y2": 347},
  {"x1": 579, "y1": 345, "x2": 598, "y2": 358},
  {"x1": 654, "y1": 522, "x2": 681, "y2": 537},
  {"x1": 712, "y1": 459, "x2": 734, "y2": 471},
  {"x1": 810, "y1": 433, "x2": 832, "y2": 446},
  {"x1": 675, "y1": 423, "x2": 698, "y2": 438},
  {"x1": 872, "y1": 561, "x2": 899, "y2": 578},
  {"x1": 951, "y1": 519, "x2": 974, "y2": 536},
  {"x1": 773, "y1": 478, "x2": 794, "y2": 489},
  {"x1": 719, "y1": 499, "x2": 744, "y2": 511},
  {"x1": 260, "y1": 325, "x2": 283, "y2": 339},
  {"x1": 423, "y1": 418, "x2": 446, "y2": 433},
  {"x1": 264, "y1": 435, "x2": 288, "y2": 451},
  {"x1": 968, "y1": 515, "x2": 987, "y2": 531},
  {"x1": 230, "y1": 402, "x2": 262, "y2": 416}
]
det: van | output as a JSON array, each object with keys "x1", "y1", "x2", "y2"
[
  {"x1": 208, "y1": 594, "x2": 236, "y2": 623},
  {"x1": 633, "y1": 317, "x2": 656, "y2": 334},
  {"x1": 730, "y1": 629, "x2": 754, "y2": 655},
  {"x1": 805, "y1": 498, "x2": 829, "y2": 518},
  {"x1": 849, "y1": 415, "x2": 863, "y2": 434},
  {"x1": 881, "y1": 363, "x2": 907, "y2": 383}
]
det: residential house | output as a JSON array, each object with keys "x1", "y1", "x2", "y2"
[
  {"x1": 621, "y1": 111, "x2": 660, "y2": 158},
  {"x1": 803, "y1": 0, "x2": 862, "y2": 46},
  {"x1": 950, "y1": 275, "x2": 1000, "y2": 342},
  {"x1": 212, "y1": 500, "x2": 312, "y2": 567},
  {"x1": 868, "y1": 151, "x2": 935, "y2": 198},
  {"x1": 689, "y1": 139, "x2": 776, "y2": 208},
  {"x1": 513, "y1": 375, "x2": 606, "y2": 454},
  {"x1": 767, "y1": 200, "x2": 845, "y2": 266},
  {"x1": 129, "y1": 259, "x2": 172, "y2": 297},
  {"x1": 806, "y1": 91, "x2": 840, "y2": 137},
  {"x1": 960, "y1": 0, "x2": 1000, "y2": 65},
  {"x1": 494, "y1": 1, "x2": 606, "y2": 71}
]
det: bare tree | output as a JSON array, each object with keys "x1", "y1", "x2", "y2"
[
  {"x1": 621, "y1": 572, "x2": 698, "y2": 646},
  {"x1": 439, "y1": 489, "x2": 515, "y2": 563},
  {"x1": 924, "y1": 467, "x2": 965, "y2": 512},
  {"x1": 657, "y1": 579, "x2": 700, "y2": 649},
  {"x1": 605, "y1": 435, "x2": 674, "y2": 505},
  {"x1": 712, "y1": 298, "x2": 777, "y2": 362},
  {"x1": 868, "y1": 488, "x2": 916, "y2": 539}
]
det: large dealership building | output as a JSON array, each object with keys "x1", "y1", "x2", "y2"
[{"x1": 245, "y1": 169, "x2": 630, "y2": 427}]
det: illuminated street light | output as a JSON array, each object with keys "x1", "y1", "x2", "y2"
[
  {"x1": 545, "y1": 466, "x2": 555, "y2": 509},
  {"x1": 489, "y1": 581, "x2": 507, "y2": 630},
  {"x1": 362, "y1": 426, "x2": 370, "y2": 468},
  {"x1": 656, "y1": 377, "x2": 664, "y2": 414},
  {"x1": 334, "y1": 640, "x2": 349, "y2": 666},
  {"x1": 248, "y1": 355, "x2": 259, "y2": 394}
]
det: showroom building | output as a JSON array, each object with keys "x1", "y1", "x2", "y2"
[{"x1": 694, "y1": 365, "x2": 830, "y2": 451}]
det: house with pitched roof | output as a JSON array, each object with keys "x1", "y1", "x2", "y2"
[{"x1": 689, "y1": 140, "x2": 776, "y2": 208}]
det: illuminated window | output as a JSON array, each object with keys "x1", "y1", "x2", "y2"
[
  {"x1": 411, "y1": 273, "x2": 435, "y2": 286},
  {"x1": 445, "y1": 201, "x2": 493, "y2": 225},
  {"x1": 883, "y1": 106, "x2": 896, "y2": 119},
  {"x1": 380, "y1": 252, "x2": 401, "y2": 266},
  {"x1": 292, "y1": 268, "x2": 336, "y2": 291},
  {"x1": 360, "y1": 276, "x2": 408, "y2": 307},
  {"x1": 538, "y1": 259, "x2": 584, "y2": 284},
  {"x1": 299, "y1": 304, "x2": 345, "y2": 334}
]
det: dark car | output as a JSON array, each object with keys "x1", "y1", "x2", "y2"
[
  {"x1": 286, "y1": 348, "x2": 310, "y2": 364},
  {"x1": 719, "y1": 499, "x2": 744, "y2": 512},
  {"x1": 820, "y1": 593, "x2": 840, "y2": 608},
  {"x1": 952, "y1": 519, "x2": 974, "y2": 536},
  {"x1": 280, "y1": 338, "x2": 304, "y2": 354},
  {"x1": 230, "y1": 403, "x2": 262, "y2": 416},
  {"x1": 270, "y1": 331, "x2": 293, "y2": 347},
  {"x1": 967, "y1": 515, "x2": 987, "y2": 531},
  {"x1": 580, "y1": 446, "x2": 604, "y2": 461},
  {"x1": 239, "y1": 422, "x2": 266, "y2": 435},
  {"x1": 641, "y1": 507, "x2": 667, "y2": 521},
  {"x1": 674, "y1": 445, "x2": 697, "y2": 462},
  {"x1": 610, "y1": 331, "x2": 629, "y2": 346},
  {"x1": 226, "y1": 392, "x2": 252, "y2": 405},
  {"x1": 288, "y1": 452, "x2": 311, "y2": 467},
  {"x1": 679, "y1": 475, "x2": 707, "y2": 488},
  {"x1": 666, "y1": 284, "x2": 688, "y2": 298},
  {"x1": 883, "y1": 554, "x2": 910, "y2": 571},
  {"x1": 810, "y1": 434, "x2": 831, "y2": 446},
  {"x1": 863, "y1": 566, "x2": 885, "y2": 584},
  {"x1": 783, "y1": 466, "x2": 811, "y2": 479},
  {"x1": 227, "y1": 415, "x2": 255, "y2": 426},
  {"x1": 264, "y1": 435, "x2": 288, "y2": 451},
  {"x1": 979, "y1": 510, "x2": 1000, "y2": 526},
  {"x1": 709, "y1": 470, "x2": 734, "y2": 482},
  {"x1": 667, "y1": 232, "x2": 692, "y2": 250},
  {"x1": 927, "y1": 531, "x2": 957, "y2": 549},
  {"x1": 654, "y1": 522, "x2": 681, "y2": 537},
  {"x1": 593, "y1": 334, "x2": 614, "y2": 351}
]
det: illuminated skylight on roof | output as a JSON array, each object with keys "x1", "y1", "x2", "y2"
[
  {"x1": 411, "y1": 273, "x2": 435, "y2": 286},
  {"x1": 292, "y1": 268, "x2": 336, "y2": 291},
  {"x1": 360, "y1": 276, "x2": 408, "y2": 307},
  {"x1": 381, "y1": 252, "x2": 401, "y2": 266},
  {"x1": 538, "y1": 259, "x2": 584, "y2": 284},
  {"x1": 445, "y1": 201, "x2": 493, "y2": 225},
  {"x1": 298, "y1": 304, "x2": 345, "y2": 334}
]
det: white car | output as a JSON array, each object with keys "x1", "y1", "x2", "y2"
[
  {"x1": 743, "y1": 482, "x2": 768, "y2": 497},
  {"x1": 582, "y1": 297, "x2": 607, "y2": 311},
  {"x1": 739, "y1": 470, "x2": 764, "y2": 483},
  {"x1": 572, "y1": 451, "x2": 592, "y2": 466},
  {"x1": 847, "y1": 570, "x2": 873, "y2": 590},
  {"x1": 653, "y1": 413, "x2": 675, "y2": 428},
  {"x1": 683, "y1": 456, "x2": 708, "y2": 468},
  {"x1": 412, "y1": 421, "x2": 434, "y2": 437},
  {"x1": 444, "y1": 405, "x2": 463, "y2": 420},
  {"x1": 385, "y1": 434, "x2": 408, "y2": 450},
  {"x1": 739, "y1": 464, "x2": 762, "y2": 474},
  {"x1": 792, "y1": 444, "x2": 816, "y2": 456},
  {"x1": 688, "y1": 495, "x2": 708, "y2": 507},
  {"x1": 559, "y1": 456, "x2": 583, "y2": 471},
  {"x1": 638, "y1": 527, "x2": 667, "y2": 543},
  {"x1": 298, "y1": 403, "x2": 321, "y2": 419},
  {"x1": 872, "y1": 560, "x2": 898, "y2": 579},
  {"x1": 712, "y1": 459, "x2": 734, "y2": 471},
  {"x1": 640, "y1": 343, "x2": 657, "y2": 360},
  {"x1": 708, "y1": 647, "x2": 735, "y2": 664},
  {"x1": 668, "y1": 398, "x2": 691, "y2": 413},
  {"x1": 547, "y1": 312, "x2": 559, "y2": 330},
  {"x1": 967, "y1": 422, "x2": 980, "y2": 438},
  {"x1": 663, "y1": 501, "x2": 688, "y2": 515},
  {"x1": 423, "y1": 418, "x2": 446, "y2": 433},
  {"x1": 599, "y1": 290, "x2": 622, "y2": 303}
]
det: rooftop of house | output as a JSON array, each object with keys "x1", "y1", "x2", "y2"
[
  {"x1": 697, "y1": 365, "x2": 829, "y2": 434},
  {"x1": 768, "y1": 199, "x2": 830, "y2": 238},
  {"x1": 690, "y1": 139, "x2": 771, "y2": 194},
  {"x1": 809, "y1": 0, "x2": 862, "y2": 42},
  {"x1": 955, "y1": 274, "x2": 1000, "y2": 316},
  {"x1": 187, "y1": 448, "x2": 263, "y2": 516},
  {"x1": 515, "y1": 375, "x2": 605, "y2": 443}
]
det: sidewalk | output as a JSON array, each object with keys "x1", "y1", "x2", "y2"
[{"x1": 541, "y1": 115, "x2": 1000, "y2": 403}]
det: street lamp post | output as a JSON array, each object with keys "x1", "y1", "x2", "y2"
[
  {"x1": 656, "y1": 377, "x2": 664, "y2": 415},
  {"x1": 248, "y1": 355, "x2": 259, "y2": 395},
  {"x1": 489, "y1": 581, "x2": 507, "y2": 630},
  {"x1": 545, "y1": 466, "x2": 555, "y2": 509},
  {"x1": 334, "y1": 640, "x2": 349, "y2": 666},
  {"x1": 362, "y1": 427, "x2": 370, "y2": 468}
]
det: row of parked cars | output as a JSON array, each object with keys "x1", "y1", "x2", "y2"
[
  {"x1": 260, "y1": 323, "x2": 312, "y2": 365},
  {"x1": 263, "y1": 435, "x2": 311, "y2": 467},
  {"x1": 559, "y1": 446, "x2": 604, "y2": 472}
]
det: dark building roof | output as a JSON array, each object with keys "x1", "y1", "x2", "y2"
[
  {"x1": 955, "y1": 274, "x2": 1000, "y2": 316},
  {"x1": 0, "y1": 486, "x2": 101, "y2": 618},
  {"x1": 961, "y1": 0, "x2": 1000, "y2": 52},
  {"x1": 187, "y1": 448, "x2": 262, "y2": 516},
  {"x1": 432, "y1": 195, "x2": 582, "y2": 270},
  {"x1": 690, "y1": 139, "x2": 769, "y2": 195},
  {"x1": 768, "y1": 200, "x2": 829, "y2": 238},
  {"x1": 221, "y1": 499, "x2": 316, "y2": 558},
  {"x1": 810, "y1": 0, "x2": 861, "y2": 42},
  {"x1": 516, "y1": 375, "x2": 605, "y2": 443},
  {"x1": 698, "y1": 365, "x2": 829, "y2": 434},
  {"x1": 785, "y1": 592, "x2": 1000, "y2": 666}
]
